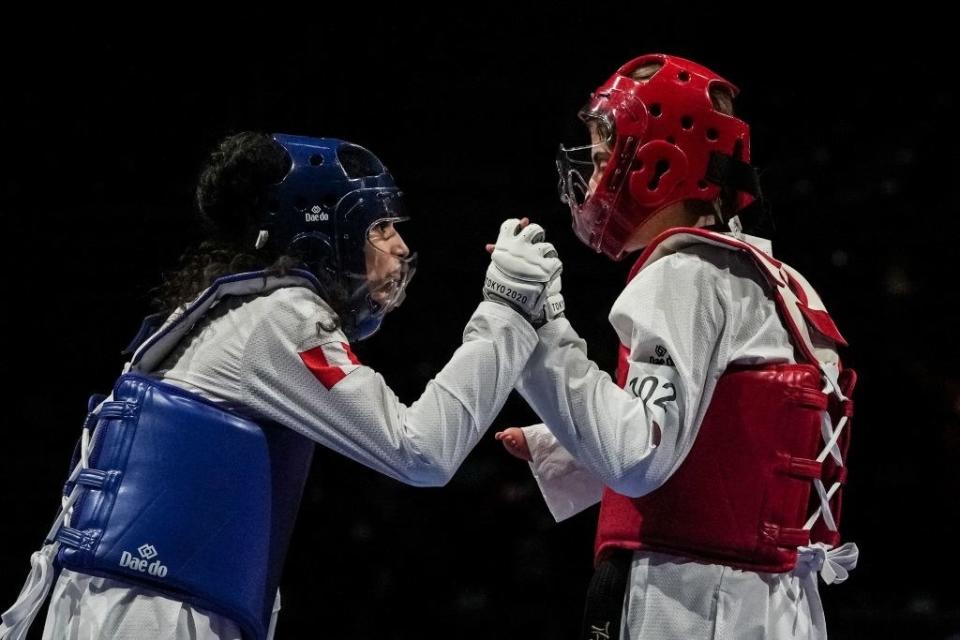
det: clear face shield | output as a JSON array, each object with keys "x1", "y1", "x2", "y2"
[
  {"x1": 331, "y1": 187, "x2": 417, "y2": 340},
  {"x1": 360, "y1": 215, "x2": 417, "y2": 313},
  {"x1": 556, "y1": 108, "x2": 624, "y2": 252}
]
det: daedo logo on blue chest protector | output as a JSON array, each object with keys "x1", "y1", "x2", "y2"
[{"x1": 119, "y1": 543, "x2": 168, "y2": 578}]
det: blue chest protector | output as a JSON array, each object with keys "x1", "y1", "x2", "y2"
[{"x1": 53, "y1": 270, "x2": 322, "y2": 640}]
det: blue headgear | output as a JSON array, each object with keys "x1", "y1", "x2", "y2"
[{"x1": 260, "y1": 134, "x2": 415, "y2": 340}]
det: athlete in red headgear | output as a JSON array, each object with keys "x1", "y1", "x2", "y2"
[{"x1": 497, "y1": 54, "x2": 858, "y2": 639}]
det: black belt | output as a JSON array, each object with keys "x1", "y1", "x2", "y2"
[{"x1": 580, "y1": 549, "x2": 633, "y2": 640}]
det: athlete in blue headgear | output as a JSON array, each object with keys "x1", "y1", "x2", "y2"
[{"x1": 1, "y1": 132, "x2": 564, "y2": 640}]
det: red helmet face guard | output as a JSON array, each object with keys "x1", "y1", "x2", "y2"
[{"x1": 558, "y1": 54, "x2": 754, "y2": 260}]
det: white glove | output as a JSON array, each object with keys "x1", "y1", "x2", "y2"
[{"x1": 483, "y1": 218, "x2": 565, "y2": 325}]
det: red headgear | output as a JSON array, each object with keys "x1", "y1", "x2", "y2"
[{"x1": 558, "y1": 54, "x2": 762, "y2": 259}]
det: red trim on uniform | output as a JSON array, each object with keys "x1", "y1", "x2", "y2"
[
  {"x1": 299, "y1": 346, "x2": 347, "y2": 390},
  {"x1": 341, "y1": 342, "x2": 361, "y2": 365},
  {"x1": 799, "y1": 306, "x2": 848, "y2": 346}
]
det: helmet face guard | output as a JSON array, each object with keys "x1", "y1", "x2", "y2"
[
  {"x1": 341, "y1": 209, "x2": 417, "y2": 341},
  {"x1": 557, "y1": 105, "x2": 645, "y2": 259},
  {"x1": 558, "y1": 54, "x2": 757, "y2": 260},
  {"x1": 265, "y1": 134, "x2": 416, "y2": 340}
]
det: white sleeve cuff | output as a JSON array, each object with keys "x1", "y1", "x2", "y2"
[{"x1": 524, "y1": 423, "x2": 603, "y2": 522}]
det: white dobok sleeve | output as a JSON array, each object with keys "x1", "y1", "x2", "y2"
[
  {"x1": 517, "y1": 250, "x2": 735, "y2": 499},
  {"x1": 241, "y1": 297, "x2": 538, "y2": 487}
]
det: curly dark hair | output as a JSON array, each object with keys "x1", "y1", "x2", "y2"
[{"x1": 152, "y1": 132, "x2": 299, "y2": 315}]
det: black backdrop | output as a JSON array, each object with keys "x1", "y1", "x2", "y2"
[{"x1": 2, "y1": 14, "x2": 956, "y2": 639}]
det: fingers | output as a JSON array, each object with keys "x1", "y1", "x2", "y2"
[
  {"x1": 499, "y1": 218, "x2": 524, "y2": 237},
  {"x1": 498, "y1": 218, "x2": 533, "y2": 238},
  {"x1": 491, "y1": 218, "x2": 538, "y2": 253},
  {"x1": 495, "y1": 430, "x2": 519, "y2": 447},
  {"x1": 516, "y1": 223, "x2": 545, "y2": 244},
  {"x1": 495, "y1": 428, "x2": 532, "y2": 461},
  {"x1": 537, "y1": 241, "x2": 558, "y2": 259}
]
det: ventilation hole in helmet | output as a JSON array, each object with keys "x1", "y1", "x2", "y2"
[
  {"x1": 337, "y1": 144, "x2": 385, "y2": 178},
  {"x1": 649, "y1": 103, "x2": 662, "y2": 117},
  {"x1": 707, "y1": 128, "x2": 719, "y2": 141},
  {"x1": 295, "y1": 196, "x2": 309, "y2": 210},
  {"x1": 697, "y1": 180, "x2": 709, "y2": 190},
  {"x1": 266, "y1": 198, "x2": 280, "y2": 214},
  {"x1": 309, "y1": 154, "x2": 324, "y2": 166},
  {"x1": 681, "y1": 116, "x2": 694, "y2": 130},
  {"x1": 678, "y1": 71, "x2": 690, "y2": 82},
  {"x1": 666, "y1": 136, "x2": 676, "y2": 144},
  {"x1": 648, "y1": 159, "x2": 670, "y2": 191}
]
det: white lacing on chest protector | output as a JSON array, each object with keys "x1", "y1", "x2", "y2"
[
  {"x1": 804, "y1": 364, "x2": 847, "y2": 534},
  {"x1": 0, "y1": 396, "x2": 108, "y2": 640},
  {"x1": 658, "y1": 231, "x2": 860, "y2": 584},
  {"x1": 1, "y1": 392, "x2": 284, "y2": 640},
  {"x1": 764, "y1": 259, "x2": 858, "y2": 585}
]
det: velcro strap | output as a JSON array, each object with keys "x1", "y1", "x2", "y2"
[
  {"x1": 706, "y1": 152, "x2": 762, "y2": 196},
  {"x1": 827, "y1": 466, "x2": 848, "y2": 485},
  {"x1": 75, "y1": 469, "x2": 108, "y2": 489},
  {"x1": 97, "y1": 401, "x2": 139, "y2": 419},
  {"x1": 778, "y1": 454, "x2": 822, "y2": 480},
  {"x1": 74, "y1": 468, "x2": 122, "y2": 491},
  {"x1": 761, "y1": 522, "x2": 812, "y2": 547},
  {"x1": 55, "y1": 526, "x2": 100, "y2": 551},
  {"x1": 787, "y1": 386, "x2": 829, "y2": 410},
  {"x1": 841, "y1": 399, "x2": 854, "y2": 417}
]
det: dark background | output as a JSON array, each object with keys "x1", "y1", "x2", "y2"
[{"x1": 2, "y1": 14, "x2": 956, "y2": 640}]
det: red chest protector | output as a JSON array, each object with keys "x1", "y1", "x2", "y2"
[{"x1": 594, "y1": 228, "x2": 856, "y2": 573}]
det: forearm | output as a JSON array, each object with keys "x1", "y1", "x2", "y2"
[
  {"x1": 243, "y1": 301, "x2": 537, "y2": 487},
  {"x1": 518, "y1": 319, "x2": 682, "y2": 497}
]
